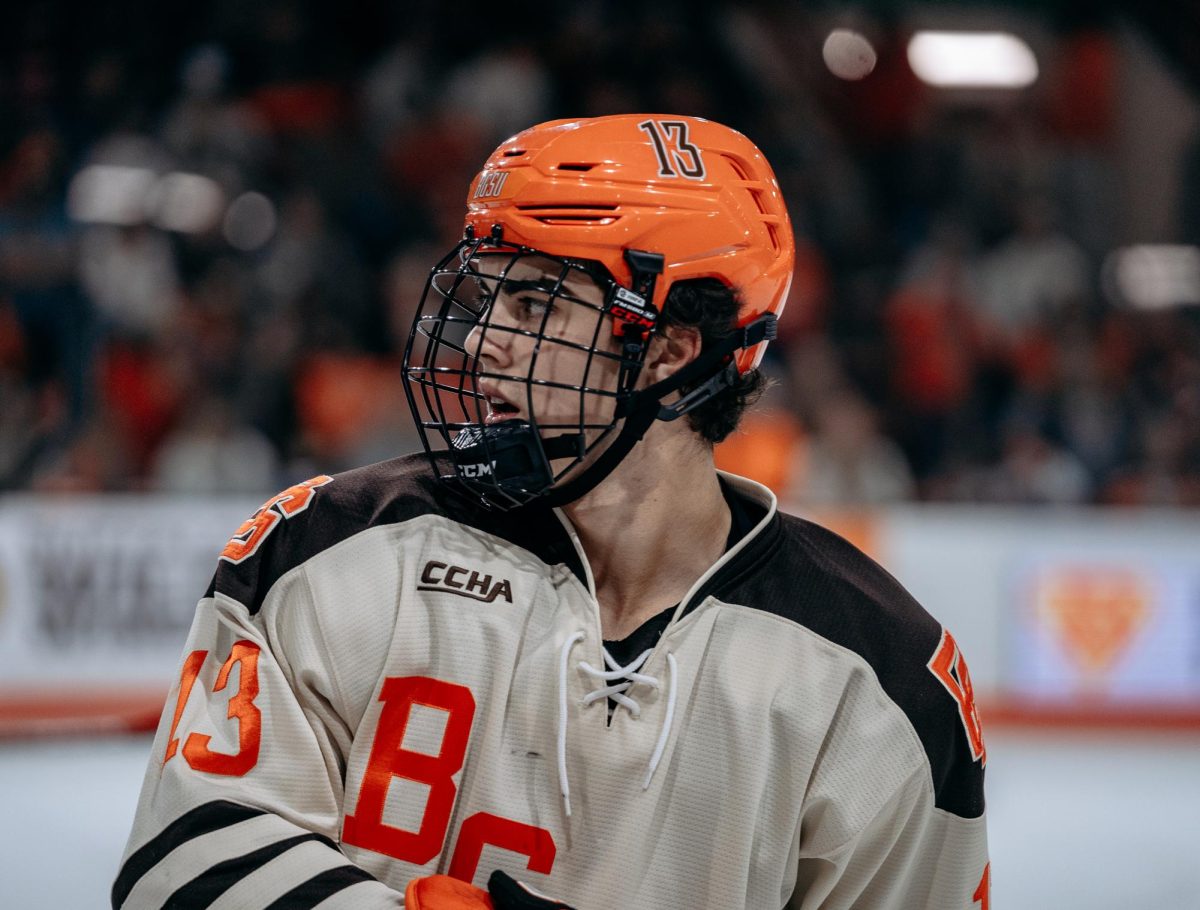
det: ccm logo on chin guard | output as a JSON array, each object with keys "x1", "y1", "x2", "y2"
[{"x1": 418, "y1": 560, "x2": 514, "y2": 604}]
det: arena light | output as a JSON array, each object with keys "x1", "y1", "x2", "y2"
[
  {"x1": 223, "y1": 191, "x2": 278, "y2": 251},
  {"x1": 148, "y1": 172, "x2": 226, "y2": 234},
  {"x1": 1106, "y1": 245, "x2": 1200, "y2": 310},
  {"x1": 68, "y1": 166, "x2": 226, "y2": 233},
  {"x1": 907, "y1": 31, "x2": 1038, "y2": 89},
  {"x1": 67, "y1": 164, "x2": 158, "y2": 225},
  {"x1": 822, "y1": 29, "x2": 877, "y2": 81}
]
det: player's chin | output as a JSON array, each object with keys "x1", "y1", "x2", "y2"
[{"x1": 483, "y1": 407, "x2": 523, "y2": 426}]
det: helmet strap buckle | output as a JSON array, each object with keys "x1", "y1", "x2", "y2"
[{"x1": 658, "y1": 362, "x2": 739, "y2": 421}]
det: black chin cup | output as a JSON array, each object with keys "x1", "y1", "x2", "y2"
[{"x1": 448, "y1": 420, "x2": 584, "y2": 505}]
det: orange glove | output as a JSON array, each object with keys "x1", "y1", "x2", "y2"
[{"x1": 405, "y1": 875, "x2": 494, "y2": 909}]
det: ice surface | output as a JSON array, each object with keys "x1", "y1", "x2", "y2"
[{"x1": 1, "y1": 730, "x2": 1198, "y2": 908}]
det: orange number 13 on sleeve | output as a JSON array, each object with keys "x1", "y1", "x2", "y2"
[
  {"x1": 974, "y1": 863, "x2": 991, "y2": 910},
  {"x1": 164, "y1": 640, "x2": 263, "y2": 776}
]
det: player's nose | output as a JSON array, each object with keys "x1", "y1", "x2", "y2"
[{"x1": 466, "y1": 303, "x2": 515, "y2": 368}]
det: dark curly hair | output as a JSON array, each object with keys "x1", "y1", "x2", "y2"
[{"x1": 659, "y1": 277, "x2": 765, "y2": 444}]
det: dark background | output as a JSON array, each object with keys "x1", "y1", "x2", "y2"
[{"x1": 2, "y1": 0, "x2": 1199, "y2": 507}]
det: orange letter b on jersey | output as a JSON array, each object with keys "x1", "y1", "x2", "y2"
[{"x1": 928, "y1": 628, "x2": 986, "y2": 765}]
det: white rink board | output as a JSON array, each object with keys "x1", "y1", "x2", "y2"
[
  {"x1": 0, "y1": 495, "x2": 256, "y2": 685},
  {"x1": 0, "y1": 494, "x2": 1198, "y2": 707}
]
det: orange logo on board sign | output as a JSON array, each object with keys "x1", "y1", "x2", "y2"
[{"x1": 1035, "y1": 568, "x2": 1151, "y2": 676}]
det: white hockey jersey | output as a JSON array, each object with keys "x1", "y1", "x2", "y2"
[{"x1": 115, "y1": 455, "x2": 989, "y2": 909}]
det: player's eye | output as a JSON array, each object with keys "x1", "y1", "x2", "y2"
[
  {"x1": 467, "y1": 279, "x2": 495, "y2": 312},
  {"x1": 517, "y1": 295, "x2": 553, "y2": 320}
]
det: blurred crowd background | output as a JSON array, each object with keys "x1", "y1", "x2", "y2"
[{"x1": 3, "y1": 0, "x2": 1199, "y2": 507}]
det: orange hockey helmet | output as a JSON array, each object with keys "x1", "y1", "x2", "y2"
[
  {"x1": 404, "y1": 115, "x2": 795, "y2": 510},
  {"x1": 464, "y1": 114, "x2": 794, "y2": 373}
]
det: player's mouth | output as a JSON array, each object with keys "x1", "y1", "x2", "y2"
[{"x1": 478, "y1": 383, "x2": 523, "y2": 425}]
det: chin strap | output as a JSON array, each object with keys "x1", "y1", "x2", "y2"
[{"x1": 540, "y1": 312, "x2": 776, "y2": 508}]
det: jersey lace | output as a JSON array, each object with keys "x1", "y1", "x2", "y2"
[{"x1": 556, "y1": 631, "x2": 678, "y2": 817}]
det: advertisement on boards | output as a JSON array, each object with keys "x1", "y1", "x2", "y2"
[{"x1": 1008, "y1": 555, "x2": 1200, "y2": 704}]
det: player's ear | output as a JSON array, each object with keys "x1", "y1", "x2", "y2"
[{"x1": 641, "y1": 323, "x2": 702, "y2": 386}]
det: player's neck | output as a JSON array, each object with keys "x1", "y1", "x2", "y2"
[{"x1": 561, "y1": 423, "x2": 730, "y2": 641}]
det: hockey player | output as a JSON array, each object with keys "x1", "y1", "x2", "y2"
[{"x1": 115, "y1": 115, "x2": 989, "y2": 909}]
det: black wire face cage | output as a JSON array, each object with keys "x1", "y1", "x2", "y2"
[{"x1": 402, "y1": 230, "x2": 658, "y2": 511}]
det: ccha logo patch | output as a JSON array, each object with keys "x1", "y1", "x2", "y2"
[{"x1": 418, "y1": 560, "x2": 514, "y2": 604}]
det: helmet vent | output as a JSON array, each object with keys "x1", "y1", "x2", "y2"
[
  {"x1": 555, "y1": 162, "x2": 597, "y2": 172},
  {"x1": 722, "y1": 154, "x2": 752, "y2": 181},
  {"x1": 766, "y1": 222, "x2": 782, "y2": 255},
  {"x1": 513, "y1": 204, "x2": 619, "y2": 226},
  {"x1": 722, "y1": 153, "x2": 770, "y2": 216},
  {"x1": 516, "y1": 204, "x2": 617, "y2": 211},
  {"x1": 515, "y1": 203, "x2": 619, "y2": 226},
  {"x1": 502, "y1": 148, "x2": 526, "y2": 157},
  {"x1": 532, "y1": 214, "x2": 619, "y2": 225}
]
